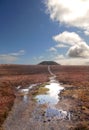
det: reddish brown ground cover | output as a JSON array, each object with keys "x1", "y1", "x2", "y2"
[
  {"x1": 0, "y1": 65, "x2": 49, "y2": 128},
  {"x1": 0, "y1": 65, "x2": 89, "y2": 130},
  {"x1": 51, "y1": 65, "x2": 89, "y2": 129}
]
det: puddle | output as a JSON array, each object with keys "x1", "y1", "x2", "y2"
[
  {"x1": 45, "y1": 107, "x2": 71, "y2": 120},
  {"x1": 46, "y1": 107, "x2": 67, "y2": 118},
  {"x1": 35, "y1": 74, "x2": 71, "y2": 120},
  {"x1": 16, "y1": 83, "x2": 40, "y2": 102},
  {"x1": 35, "y1": 74, "x2": 64, "y2": 106},
  {"x1": 36, "y1": 82, "x2": 64, "y2": 105}
]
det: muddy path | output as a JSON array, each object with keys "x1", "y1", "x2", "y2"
[{"x1": 2, "y1": 66, "x2": 72, "y2": 130}]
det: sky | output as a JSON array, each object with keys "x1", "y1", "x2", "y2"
[{"x1": 0, "y1": 0, "x2": 89, "y2": 65}]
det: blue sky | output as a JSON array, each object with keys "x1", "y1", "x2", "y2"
[{"x1": 0, "y1": 0, "x2": 89, "y2": 65}]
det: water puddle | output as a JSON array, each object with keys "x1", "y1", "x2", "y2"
[
  {"x1": 35, "y1": 75, "x2": 71, "y2": 120},
  {"x1": 36, "y1": 81, "x2": 64, "y2": 105},
  {"x1": 16, "y1": 83, "x2": 40, "y2": 102}
]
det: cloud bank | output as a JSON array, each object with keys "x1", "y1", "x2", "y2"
[
  {"x1": 45, "y1": 0, "x2": 89, "y2": 32},
  {"x1": 53, "y1": 31, "x2": 89, "y2": 58},
  {"x1": 0, "y1": 50, "x2": 25, "y2": 63},
  {"x1": 45, "y1": 0, "x2": 89, "y2": 65}
]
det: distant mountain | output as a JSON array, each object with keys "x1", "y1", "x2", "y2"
[{"x1": 38, "y1": 61, "x2": 60, "y2": 65}]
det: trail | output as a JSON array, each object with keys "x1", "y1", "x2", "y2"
[
  {"x1": 48, "y1": 65, "x2": 55, "y2": 76},
  {"x1": 2, "y1": 66, "x2": 71, "y2": 130}
]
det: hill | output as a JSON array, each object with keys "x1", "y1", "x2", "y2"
[{"x1": 38, "y1": 61, "x2": 60, "y2": 65}]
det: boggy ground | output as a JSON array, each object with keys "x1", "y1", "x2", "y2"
[
  {"x1": 0, "y1": 65, "x2": 49, "y2": 129},
  {"x1": 0, "y1": 65, "x2": 89, "y2": 130},
  {"x1": 51, "y1": 65, "x2": 89, "y2": 130}
]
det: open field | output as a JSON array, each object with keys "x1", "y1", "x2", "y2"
[
  {"x1": 0, "y1": 65, "x2": 49, "y2": 129},
  {"x1": 0, "y1": 65, "x2": 89, "y2": 130},
  {"x1": 52, "y1": 65, "x2": 89, "y2": 129}
]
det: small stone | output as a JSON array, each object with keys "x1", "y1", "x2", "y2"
[
  {"x1": 42, "y1": 113, "x2": 45, "y2": 116},
  {"x1": 43, "y1": 120, "x2": 46, "y2": 123},
  {"x1": 48, "y1": 119, "x2": 51, "y2": 122}
]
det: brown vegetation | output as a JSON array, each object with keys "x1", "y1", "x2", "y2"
[
  {"x1": 0, "y1": 65, "x2": 49, "y2": 128},
  {"x1": 51, "y1": 65, "x2": 89, "y2": 129},
  {"x1": 0, "y1": 64, "x2": 89, "y2": 129}
]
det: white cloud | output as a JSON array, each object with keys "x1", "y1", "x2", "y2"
[
  {"x1": 53, "y1": 31, "x2": 89, "y2": 58},
  {"x1": 53, "y1": 31, "x2": 83, "y2": 46},
  {"x1": 67, "y1": 43, "x2": 89, "y2": 58},
  {"x1": 55, "y1": 44, "x2": 68, "y2": 48},
  {"x1": 10, "y1": 50, "x2": 25, "y2": 56},
  {"x1": 44, "y1": 0, "x2": 89, "y2": 65},
  {"x1": 49, "y1": 52, "x2": 89, "y2": 65},
  {"x1": 49, "y1": 47, "x2": 57, "y2": 52},
  {"x1": 0, "y1": 55, "x2": 18, "y2": 63},
  {"x1": 33, "y1": 56, "x2": 44, "y2": 61},
  {"x1": 54, "y1": 54, "x2": 64, "y2": 60},
  {"x1": 0, "y1": 50, "x2": 25, "y2": 63},
  {"x1": 86, "y1": 61, "x2": 89, "y2": 65},
  {"x1": 54, "y1": 57, "x2": 89, "y2": 65},
  {"x1": 84, "y1": 30, "x2": 89, "y2": 36},
  {"x1": 45, "y1": 0, "x2": 89, "y2": 32}
]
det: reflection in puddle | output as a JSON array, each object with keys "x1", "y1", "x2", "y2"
[
  {"x1": 36, "y1": 76, "x2": 64, "y2": 106},
  {"x1": 45, "y1": 107, "x2": 69, "y2": 120},
  {"x1": 20, "y1": 89, "x2": 29, "y2": 94},
  {"x1": 36, "y1": 83, "x2": 64, "y2": 105},
  {"x1": 35, "y1": 75, "x2": 71, "y2": 120},
  {"x1": 17, "y1": 83, "x2": 39, "y2": 102},
  {"x1": 23, "y1": 95, "x2": 28, "y2": 102}
]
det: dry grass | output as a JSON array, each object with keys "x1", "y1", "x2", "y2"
[
  {"x1": 51, "y1": 65, "x2": 89, "y2": 129},
  {"x1": 31, "y1": 83, "x2": 49, "y2": 96},
  {"x1": 0, "y1": 65, "x2": 89, "y2": 129},
  {"x1": 0, "y1": 65, "x2": 49, "y2": 127}
]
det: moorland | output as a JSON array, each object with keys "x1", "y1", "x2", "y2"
[{"x1": 0, "y1": 64, "x2": 89, "y2": 130}]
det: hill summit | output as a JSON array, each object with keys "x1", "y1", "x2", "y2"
[{"x1": 38, "y1": 61, "x2": 59, "y2": 65}]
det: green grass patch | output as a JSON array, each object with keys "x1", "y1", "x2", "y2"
[
  {"x1": 32, "y1": 83, "x2": 49, "y2": 96},
  {"x1": 37, "y1": 87, "x2": 49, "y2": 95}
]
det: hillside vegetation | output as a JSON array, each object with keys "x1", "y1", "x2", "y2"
[{"x1": 38, "y1": 61, "x2": 59, "y2": 65}]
